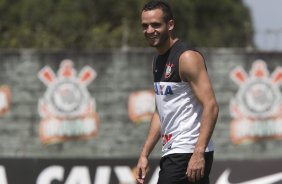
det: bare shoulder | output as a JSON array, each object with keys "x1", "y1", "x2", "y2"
[
  {"x1": 179, "y1": 50, "x2": 206, "y2": 81},
  {"x1": 179, "y1": 50, "x2": 205, "y2": 66}
]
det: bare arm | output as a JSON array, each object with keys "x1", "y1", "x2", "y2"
[
  {"x1": 179, "y1": 51, "x2": 219, "y2": 182},
  {"x1": 136, "y1": 111, "x2": 161, "y2": 184}
]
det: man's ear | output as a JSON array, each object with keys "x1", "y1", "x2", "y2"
[{"x1": 168, "y1": 20, "x2": 175, "y2": 31}]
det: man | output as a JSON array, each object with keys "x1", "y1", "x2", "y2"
[{"x1": 136, "y1": 1, "x2": 219, "y2": 184}]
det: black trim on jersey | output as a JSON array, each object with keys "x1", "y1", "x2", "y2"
[{"x1": 153, "y1": 40, "x2": 198, "y2": 82}]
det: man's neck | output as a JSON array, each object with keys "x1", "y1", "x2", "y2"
[{"x1": 157, "y1": 38, "x2": 179, "y2": 54}]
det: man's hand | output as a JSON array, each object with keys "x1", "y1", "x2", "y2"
[
  {"x1": 136, "y1": 155, "x2": 149, "y2": 184},
  {"x1": 186, "y1": 152, "x2": 205, "y2": 182}
]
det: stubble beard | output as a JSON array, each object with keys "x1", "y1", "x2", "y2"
[{"x1": 146, "y1": 31, "x2": 170, "y2": 48}]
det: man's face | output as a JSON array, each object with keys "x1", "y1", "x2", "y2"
[{"x1": 141, "y1": 9, "x2": 171, "y2": 47}]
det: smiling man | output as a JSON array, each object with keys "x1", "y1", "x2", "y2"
[{"x1": 136, "y1": 1, "x2": 219, "y2": 184}]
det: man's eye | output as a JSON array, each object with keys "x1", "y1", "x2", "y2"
[
  {"x1": 152, "y1": 23, "x2": 161, "y2": 28},
  {"x1": 142, "y1": 24, "x2": 148, "y2": 29}
]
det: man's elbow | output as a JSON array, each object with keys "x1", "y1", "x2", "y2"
[
  {"x1": 204, "y1": 99, "x2": 218, "y2": 120},
  {"x1": 210, "y1": 100, "x2": 219, "y2": 120}
]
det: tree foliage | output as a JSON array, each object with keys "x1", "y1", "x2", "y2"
[{"x1": 0, "y1": 0, "x2": 253, "y2": 49}]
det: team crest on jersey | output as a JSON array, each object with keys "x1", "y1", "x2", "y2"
[
  {"x1": 0, "y1": 85, "x2": 11, "y2": 116},
  {"x1": 229, "y1": 59, "x2": 282, "y2": 144},
  {"x1": 38, "y1": 59, "x2": 99, "y2": 144},
  {"x1": 165, "y1": 63, "x2": 174, "y2": 79}
]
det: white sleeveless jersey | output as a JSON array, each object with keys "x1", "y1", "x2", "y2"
[
  {"x1": 154, "y1": 81, "x2": 214, "y2": 156},
  {"x1": 153, "y1": 40, "x2": 214, "y2": 157}
]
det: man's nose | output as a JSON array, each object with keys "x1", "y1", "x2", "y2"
[{"x1": 146, "y1": 25, "x2": 155, "y2": 34}]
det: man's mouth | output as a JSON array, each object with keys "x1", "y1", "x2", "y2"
[{"x1": 147, "y1": 35, "x2": 158, "y2": 40}]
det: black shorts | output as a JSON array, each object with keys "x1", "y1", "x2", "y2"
[{"x1": 157, "y1": 152, "x2": 213, "y2": 184}]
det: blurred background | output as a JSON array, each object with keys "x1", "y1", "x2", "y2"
[{"x1": 0, "y1": 0, "x2": 281, "y2": 183}]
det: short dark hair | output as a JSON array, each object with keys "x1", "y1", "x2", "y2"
[{"x1": 142, "y1": 0, "x2": 174, "y2": 22}]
